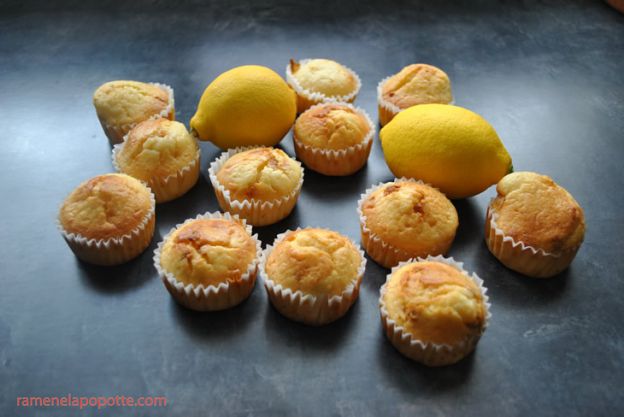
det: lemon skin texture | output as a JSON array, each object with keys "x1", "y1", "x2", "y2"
[
  {"x1": 380, "y1": 104, "x2": 512, "y2": 199},
  {"x1": 191, "y1": 65, "x2": 297, "y2": 149}
]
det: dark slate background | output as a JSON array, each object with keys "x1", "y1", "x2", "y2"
[{"x1": 0, "y1": 1, "x2": 623, "y2": 416}]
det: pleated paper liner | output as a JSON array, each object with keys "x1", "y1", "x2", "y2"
[
  {"x1": 153, "y1": 212, "x2": 262, "y2": 312},
  {"x1": 293, "y1": 102, "x2": 375, "y2": 176},
  {"x1": 98, "y1": 82, "x2": 175, "y2": 145},
  {"x1": 379, "y1": 255, "x2": 491, "y2": 366},
  {"x1": 112, "y1": 130, "x2": 200, "y2": 203},
  {"x1": 260, "y1": 228, "x2": 367, "y2": 326},
  {"x1": 57, "y1": 185, "x2": 156, "y2": 266},
  {"x1": 208, "y1": 146, "x2": 304, "y2": 227},
  {"x1": 286, "y1": 59, "x2": 361, "y2": 113},
  {"x1": 485, "y1": 206, "x2": 581, "y2": 278}
]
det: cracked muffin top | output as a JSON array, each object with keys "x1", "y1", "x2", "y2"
[
  {"x1": 381, "y1": 64, "x2": 452, "y2": 109},
  {"x1": 294, "y1": 103, "x2": 371, "y2": 150},
  {"x1": 489, "y1": 172, "x2": 585, "y2": 253},
  {"x1": 382, "y1": 260, "x2": 486, "y2": 346},
  {"x1": 216, "y1": 147, "x2": 302, "y2": 202},
  {"x1": 93, "y1": 80, "x2": 171, "y2": 127},
  {"x1": 115, "y1": 118, "x2": 198, "y2": 181},
  {"x1": 59, "y1": 173, "x2": 153, "y2": 240},
  {"x1": 159, "y1": 217, "x2": 257, "y2": 287},
  {"x1": 265, "y1": 228, "x2": 362, "y2": 297},
  {"x1": 361, "y1": 180, "x2": 458, "y2": 254}
]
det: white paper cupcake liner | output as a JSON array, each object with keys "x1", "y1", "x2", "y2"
[
  {"x1": 99, "y1": 82, "x2": 175, "y2": 144},
  {"x1": 293, "y1": 102, "x2": 375, "y2": 176},
  {"x1": 286, "y1": 59, "x2": 362, "y2": 112},
  {"x1": 259, "y1": 227, "x2": 367, "y2": 326},
  {"x1": 485, "y1": 206, "x2": 580, "y2": 278},
  {"x1": 57, "y1": 183, "x2": 156, "y2": 266},
  {"x1": 111, "y1": 131, "x2": 200, "y2": 203},
  {"x1": 153, "y1": 211, "x2": 262, "y2": 311},
  {"x1": 376, "y1": 75, "x2": 454, "y2": 126},
  {"x1": 379, "y1": 255, "x2": 491, "y2": 366},
  {"x1": 207, "y1": 147, "x2": 304, "y2": 226},
  {"x1": 377, "y1": 75, "x2": 403, "y2": 116},
  {"x1": 357, "y1": 178, "x2": 453, "y2": 268}
]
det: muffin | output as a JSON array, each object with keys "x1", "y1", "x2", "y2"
[
  {"x1": 261, "y1": 228, "x2": 366, "y2": 326},
  {"x1": 485, "y1": 172, "x2": 585, "y2": 278},
  {"x1": 293, "y1": 102, "x2": 374, "y2": 176},
  {"x1": 286, "y1": 58, "x2": 361, "y2": 113},
  {"x1": 379, "y1": 256, "x2": 490, "y2": 366},
  {"x1": 358, "y1": 178, "x2": 459, "y2": 268},
  {"x1": 57, "y1": 173, "x2": 155, "y2": 265},
  {"x1": 154, "y1": 212, "x2": 261, "y2": 311},
  {"x1": 93, "y1": 80, "x2": 174, "y2": 144},
  {"x1": 208, "y1": 147, "x2": 304, "y2": 226},
  {"x1": 377, "y1": 64, "x2": 452, "y2": 126},
  {"x1": 112, "y1": 118, "x2": 200, "y2": 203}
]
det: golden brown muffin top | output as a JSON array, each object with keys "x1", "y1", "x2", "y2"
[
  {"x1": 116, "y1": 118, "x2": 198, "y2": 181},
  {"x1": 490, "y1": 172, "x2": 585, "y2": 253},
  {"x1": 59, "y1": 173, "x2": 153, "y2": 240},
  {"x1": 216, "y1": 147, "x2": 302, "y2": 202},
  {"x1": 294, "y1": 103, "x2": 371, "y2": 150},
  {"x1": 265, "y1": 228, "x2": 362, "y2": 297},
  {"x1": 383, "y1": 261, "x2": 486, "y2": 346},
  {"x1": 361, "y1": 181, "x2": 458, "y2": 253},
  {"x1": 290, "y1": 59, "x2": 358, "y2": 97},
  {"x1": 93, "y1": 80, "x2": 169, "y2": 126},
  {"x1": 159, "y1": 218, "x2": 257, "y2": 287},
  {"x1": 381, "y1": 64, "x2": 452, "y2": 109}
]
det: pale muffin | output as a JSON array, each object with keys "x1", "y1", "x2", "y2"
[
  {"x1": 485, "y1": 171, "x2": 585, "y2": 278},
  {"x1": 58, "y1": 173, "x2": 155, "y2": 265},
  {"x1": 293, "y1": 103, "x2": 374, "y2": 176},
  {"x1": 286, "y1": 58, "x2": 361, "y2": 113},
  {"x1": 155, "y1": 212, "x2": 260, "y2": 311},
  {"x1": 209, "y1": 147, "x2": 304, "y2": 226},
  {"x1": 93, "y1": 80, "x2": 174, "y2": 144},
  {"x1": 378, "y1": 64, "x2": 452, "y2": 126},
  {"x1": 113, "y1": 118, "x2": 200, "y2": 203},
  {"x1": 358, "y1": 179, "x2": 458, "y2": 268},
  {"x1": 262, "y1": 228, "x2": 366, "y2": 325},
  {"x1": 380, "y1": 257, "x2": 489, "y2": 366}
]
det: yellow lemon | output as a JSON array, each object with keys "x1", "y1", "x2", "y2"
[
  {"x1": 190, "y1": 65, "x2": 296, "y2": 149},
  {"x1": 380, "y1": 104, "x2": 512, "y2": 199}
]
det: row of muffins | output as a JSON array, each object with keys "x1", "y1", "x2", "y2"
[
  {"x1": 153, "y1": 211, "x2": 489, "y2": 367},
  {"x1": 89, "y1": 59, "x2": 455, "y2": 201},
  {"x1": 55, "y1": 166, "x2": 487, "y2": 366},
  {"x1": 285, "y1": 58, "x2": 453, "y2": 123},
  {"x1": 55, "y1": 171, "x2": 485, "y2": 367},
  {"x1": 150, "y1": 209, "x2": 490, "y2": 366},
  {"x1": 56, "y1": 166, "x2": 582, "y2": 367},
  {"x1": 92, "y1": 59, "x2": 452, "y2": 145},
  {"x1": 59, "y1": 59, "x2": 585, "y2": 367},
  {"x1": 57, "y1": 161, "x2": 585, "y2": 277}
]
